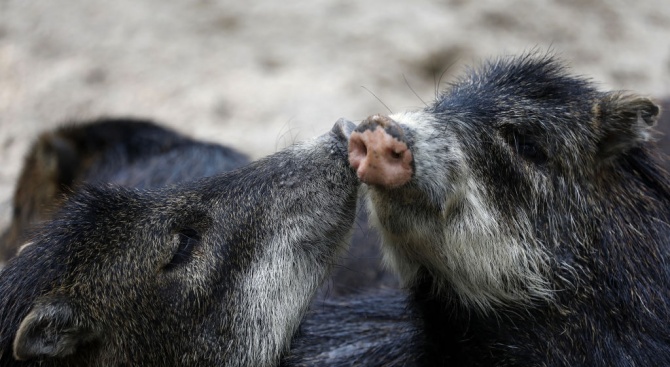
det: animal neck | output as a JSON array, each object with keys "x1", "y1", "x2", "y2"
[{"x1": 409, "y1": 270, "x2": 475, "y2": 367}]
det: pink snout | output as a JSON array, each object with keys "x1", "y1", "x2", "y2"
[{"x1": 348, "y1": 115, "x2": 413, "y2": 188}]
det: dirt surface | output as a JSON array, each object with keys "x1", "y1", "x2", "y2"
[{"x1": 1, "y1": 0, "x2": 669, "y2": 229}]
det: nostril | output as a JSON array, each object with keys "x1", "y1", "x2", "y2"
[
  {"x1": 355, "y1": 140, "x2": 367, "y2": 157},
  {"x1": 348, "y1": 123, "x2": 414, "y2": 188},
  {"x1": 348, "y1": 133, "x2": 369, "y2": 170}
]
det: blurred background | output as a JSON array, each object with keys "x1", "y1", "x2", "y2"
[{"x1": 1, "y1": 0, "x2": 669, "y2": 229}]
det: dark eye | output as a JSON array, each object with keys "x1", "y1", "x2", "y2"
[
  {"x1": 505, "y1": 132, "x2": 547, "y2": 165},
  {"x1": 164, "y1": 228, "x2": 200, "y2": 271},
  {"x1": 517, "y1": 141, "x2": 545, "y2": 162}
]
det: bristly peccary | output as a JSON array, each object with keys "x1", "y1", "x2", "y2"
[
  {"x1": 655, "y1": 97, "x2": 670, "y2": 158},
  {"x1": 0, "y1": 118, "x2": 250, "y2": 262},
  {"x1": 348, "y1": 53, "x2": 670, "y2": 365},
  {"x1": 0, "y1": 119, "x2": 360, "y2": 366},
  {"x1": 0, "y1": 118, "x2": 397, "y2": 296}
]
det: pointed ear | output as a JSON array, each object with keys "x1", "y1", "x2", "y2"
[
  {"x1": 596, "y1": 92, "x2": 661, "y2": 160},
  {"x1": 13, "y1": 301, "x2": 97, "y2": 361}
]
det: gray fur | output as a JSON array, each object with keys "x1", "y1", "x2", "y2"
[
  {"x1": 283, "y1": 290, "x2": 422, "y2": 367},
  {"x1": 355, "y1": 53, "x2": 670, "y2": 366},
  {"x1": 370, "y1": 110, "x2": 553, "y2": 312},
  {"x1": 0, "y1": 120, "x2": 360, "y2": 366}
]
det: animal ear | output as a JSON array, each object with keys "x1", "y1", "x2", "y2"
[
  {"x1": 35, "y1": 132, "x2": 80, "y2": 187},
  {"x1": 13, "y1": 301, "x2": 97, "y2": 361},
  {"x1": 596, "y1": 92, "x2": 660, "y2": 160}
]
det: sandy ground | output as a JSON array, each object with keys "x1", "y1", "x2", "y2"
[{"x1": 1, "y1": 0, "x2": 669, "y2": 230}]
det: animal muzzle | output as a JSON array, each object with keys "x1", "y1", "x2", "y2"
[{"x1": 348, "y1": 115, "x2": 414, "y2": 188}]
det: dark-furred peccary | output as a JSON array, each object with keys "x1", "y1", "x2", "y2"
[
  {"x1": 0, "y1": 118, "x2": 398, "y2": 297},
  {"x1": 0, "y1": 119, "x2": 360, "y2": 366},
  {"x1": 0, "y1": 118, "x2": 249, "y2": 262},
  {"x1": 348, "y1": 54, "x2": 670, "y2": 365}
]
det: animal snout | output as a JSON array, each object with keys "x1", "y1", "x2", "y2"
[{"x1": 348, "y1": 115, "x2": 414, "y2": 188}]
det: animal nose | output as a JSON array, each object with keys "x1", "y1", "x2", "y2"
[{"x1": 348, "y1": 115, "x2": 414, "y2": 188}]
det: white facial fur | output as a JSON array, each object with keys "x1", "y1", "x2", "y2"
[
  {"x1": 368, "y1": 111, "x2": 552, "y2": 313},
  {"x1": 227, "y1": 140, "x2": 355, "y2": 366}
]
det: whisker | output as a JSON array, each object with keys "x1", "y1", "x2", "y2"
[
  {"x1": 361, "y1": 86, "x2": 393, "y2": 114},
  {"x1": 403, "y1": 74, "x2": 427, "y2": 107}
]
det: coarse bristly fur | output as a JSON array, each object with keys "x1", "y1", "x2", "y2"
[
  {"x1": 0, "y1": 121, "x2": 360, "y2": 366},
  {"x1": 282, "y1": 289, "x2": 423, "y2": 367},
  {"x1": 363, "y1": 52, "x2": 670, "y2": 366},
  {"x1": 0, "y1": 118, "x2": 397, "y2": 299},
  {"x1": 0, "y1": 118, "x2": 250, "y2": 263}
]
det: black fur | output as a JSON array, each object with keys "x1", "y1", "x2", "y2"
[
  {"x1": 364, "y1": 54, "x2": 670, "y2": 366},
  {"x1": 0, "y1": 122, "x2": 361, "y2": 366},
  {"x1": 0, "y1": 118, "x2": 249, "y2": 262},
  {"x1": 284, "y1": 290, "x2": 422, "y2": 367}
]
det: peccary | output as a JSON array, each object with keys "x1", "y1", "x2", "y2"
[
  {"x1": 0, "y1": 119, "x2": 398, "y2": 296},
  {"x1": 348, "y1": 54, "x2": 670, "y2": 365},
  {"x1": 0, "y1": 119, "x2": 360, "y2": 366},
  {"x1": 0, "y1": 118, "x2": 249, "y2": 262},
  {"x1": 656, "y1": 97, "x2": 670, "y2": 158}
]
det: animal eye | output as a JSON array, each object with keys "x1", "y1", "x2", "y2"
[
  {"x1": 505, "y1": 132, "x2": 547, "y2": 165},
  {"x1": 517, "y1": 142, "x2": 544, "y2": 161},
  {"x1": 164, "y1": 228, "x2": 200, "y2": 271}
]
